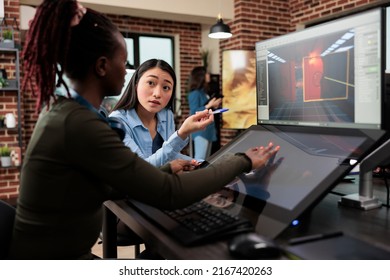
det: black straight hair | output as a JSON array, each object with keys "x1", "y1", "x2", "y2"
[{"x1": 113, "y1": 59, "x2": 177, "y2": 111}]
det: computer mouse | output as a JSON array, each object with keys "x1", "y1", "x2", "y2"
[{"x1": 228, "y1": 232, "x2": 282, "y2": 259}]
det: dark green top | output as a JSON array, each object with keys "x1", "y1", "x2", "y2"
[{"x1": 9, "y1": 97, "x2": 251, "y2": 259}]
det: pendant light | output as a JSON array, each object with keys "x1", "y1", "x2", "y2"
[{"x1": 208, "y1": 13, "x2": 232, "y2": 39}]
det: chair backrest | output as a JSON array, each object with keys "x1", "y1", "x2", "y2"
[{"x1": 0, "y1": 200, "x2": 16, "y2": 259}]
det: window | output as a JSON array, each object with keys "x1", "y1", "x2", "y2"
[
  {"x1": 116, "y1": 33, "x2": 176, "y2": 107},
  {"x1": 139, "y1": 36, "x2": 173, "y2": 66},
  {"x1": 122, "y1": 33, "x2": 174, "y2": 69}
]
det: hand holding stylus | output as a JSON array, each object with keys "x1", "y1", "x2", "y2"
[{"x1": 177, "y1": 109, "x2": 214, "y2": 140}]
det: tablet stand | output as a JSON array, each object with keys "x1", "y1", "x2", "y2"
[{"x1": 339, "y1": 137, "x2": 390, "y2": 210}]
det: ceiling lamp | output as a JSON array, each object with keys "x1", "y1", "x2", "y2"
[{"x1": 208, "y1": 14, "x2": 232, "y2": 39}]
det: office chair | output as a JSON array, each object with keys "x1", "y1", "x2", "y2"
[{"x1": 0, "y1": 200, "x2": 16, "y2": 259}]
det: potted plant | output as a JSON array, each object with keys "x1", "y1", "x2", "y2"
[
  {"x1": 0, "y1": 145, "x2": 12, "y2": 167},
  {"x1": 0, "y1": 28, "x2": 14, "y2": 48},
  {"x1": 0, "y1": 77, "x2": 8, "y2": 88},
  {"x1": 3, "y1": 29, "x2": 13, "y2": 41},
  {"x1": 199, "y1": 48, "x2": 209, "y2": 71}
]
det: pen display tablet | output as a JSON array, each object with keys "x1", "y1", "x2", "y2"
[{"x1": 204, "y1": 125, "x2": 385, "y2": 238}]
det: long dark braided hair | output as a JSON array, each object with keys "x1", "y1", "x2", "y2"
[{"x1": 22, "y1": 0, "x2": 120, "y2": 112}]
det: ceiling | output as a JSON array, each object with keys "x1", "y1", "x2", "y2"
[{"x1": 19, "y1": 0, "x2": 234, "y2": 25}]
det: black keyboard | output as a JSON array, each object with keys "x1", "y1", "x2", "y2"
[{"x1": 128, "y1": 199, "x2": 253, "y2": 245}]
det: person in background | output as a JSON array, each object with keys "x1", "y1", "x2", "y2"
[
  {"x1": 110, "y1": 59, "x2": 199, "y2": 167},
  {"x1": 188, "y1": 66, "x2": 222, "y2": 160},
  {"x1": 9, "y1": 0, "x2": 279, "y2": 259}
]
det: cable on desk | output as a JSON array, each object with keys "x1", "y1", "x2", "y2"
[{"x1": 329, "y1": 190, "x2": 347, "y2": 197}]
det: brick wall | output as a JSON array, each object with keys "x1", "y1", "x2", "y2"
[
  {"x1": 0, "y1": 0, "x2": 385, "y2": 199},
  {"x1": 220, "y1": 0, "x2": 292, "y2": 145}
]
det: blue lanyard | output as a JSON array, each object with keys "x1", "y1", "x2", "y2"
[
  {"x1": 69, "y1": 89, "x2": 125, "y2": 140},
  {"x1": 70, "y1": 90, "x2": 107, "y2": 121}
]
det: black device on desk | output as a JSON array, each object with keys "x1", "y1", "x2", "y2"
[
  {"x1": 205, "y1": 125, "x2": 385, "y2": 239},
  {"x1": 228, "y1": 232, "x2": 282, "y2": 259},
  {"x1": 127, "y1": 199, "x2": 253, "y2": 245}
]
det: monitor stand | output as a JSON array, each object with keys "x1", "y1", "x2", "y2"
[{"x1": 339, "y1": 137, "x2": 390, "y2": 210}]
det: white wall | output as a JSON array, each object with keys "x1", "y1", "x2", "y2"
[
  {"x1": 202, "y1": 26, "x2": 221, "y2": 74},
  {"x1": 0, "y1": 0, "x2": 4, "y2": 18},
  {"x1": 20, "y1": 0, "x2": 234, "y2": 74},
  {"x1": 20, "y1": 0, "x2": 234, "y2": 24}
]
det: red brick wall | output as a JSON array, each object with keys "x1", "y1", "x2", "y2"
[
  {"x1": 220, "y1": 0, "x2": 292, "y2": 145},
  {"x1": 0, "y1": 0, "x2": 386, "y2": 199}
]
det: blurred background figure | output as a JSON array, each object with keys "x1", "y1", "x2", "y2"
[{"x1": 188, "y1": 66, "x2": 222, "y2": 160}]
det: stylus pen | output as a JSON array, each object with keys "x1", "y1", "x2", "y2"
[
  {"x1": 288, "y1": 231, "x2": 343, "y2": 245},
  {"x1": 211, "y1": 108, "x2": 229, "y2": 114}
]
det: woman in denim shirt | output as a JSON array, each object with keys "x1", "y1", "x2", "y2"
[
  {"x1": 188, "y1": 66, "x2": 222, "y2": 160},
  {"x1": 110, "y1": 59, "x2": 211, "y2": 256},
  {"x1": 110, "y1": 59, "x2": 202, "y2": 167}
]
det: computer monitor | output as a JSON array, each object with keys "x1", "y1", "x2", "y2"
[{"x1": 256, "y1": 7, "x2": 389, "y2": 130}]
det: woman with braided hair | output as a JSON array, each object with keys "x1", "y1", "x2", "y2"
[{"x1": 9, "y1": 0, "x2": 279, "y2": 259}]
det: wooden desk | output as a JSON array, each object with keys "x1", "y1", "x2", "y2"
[{"x1": 102, "y1": 176, "x2": 390, "y2": 259}]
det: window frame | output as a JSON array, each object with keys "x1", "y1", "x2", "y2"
[{"x1": 121, "y1": 32, "x2": 175, "y2": 69}]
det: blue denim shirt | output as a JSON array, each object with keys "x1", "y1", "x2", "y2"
[{"x1": 109, "y1": 108, "x2": 192, "y2": 167}]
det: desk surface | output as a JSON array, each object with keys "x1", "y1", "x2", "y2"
[
  {"x1": 279, "y1": 178, "x2": 390, "y2": 239},
  {"x1": 102, "y1": 176, "x2": 390, "y2": 259}
]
